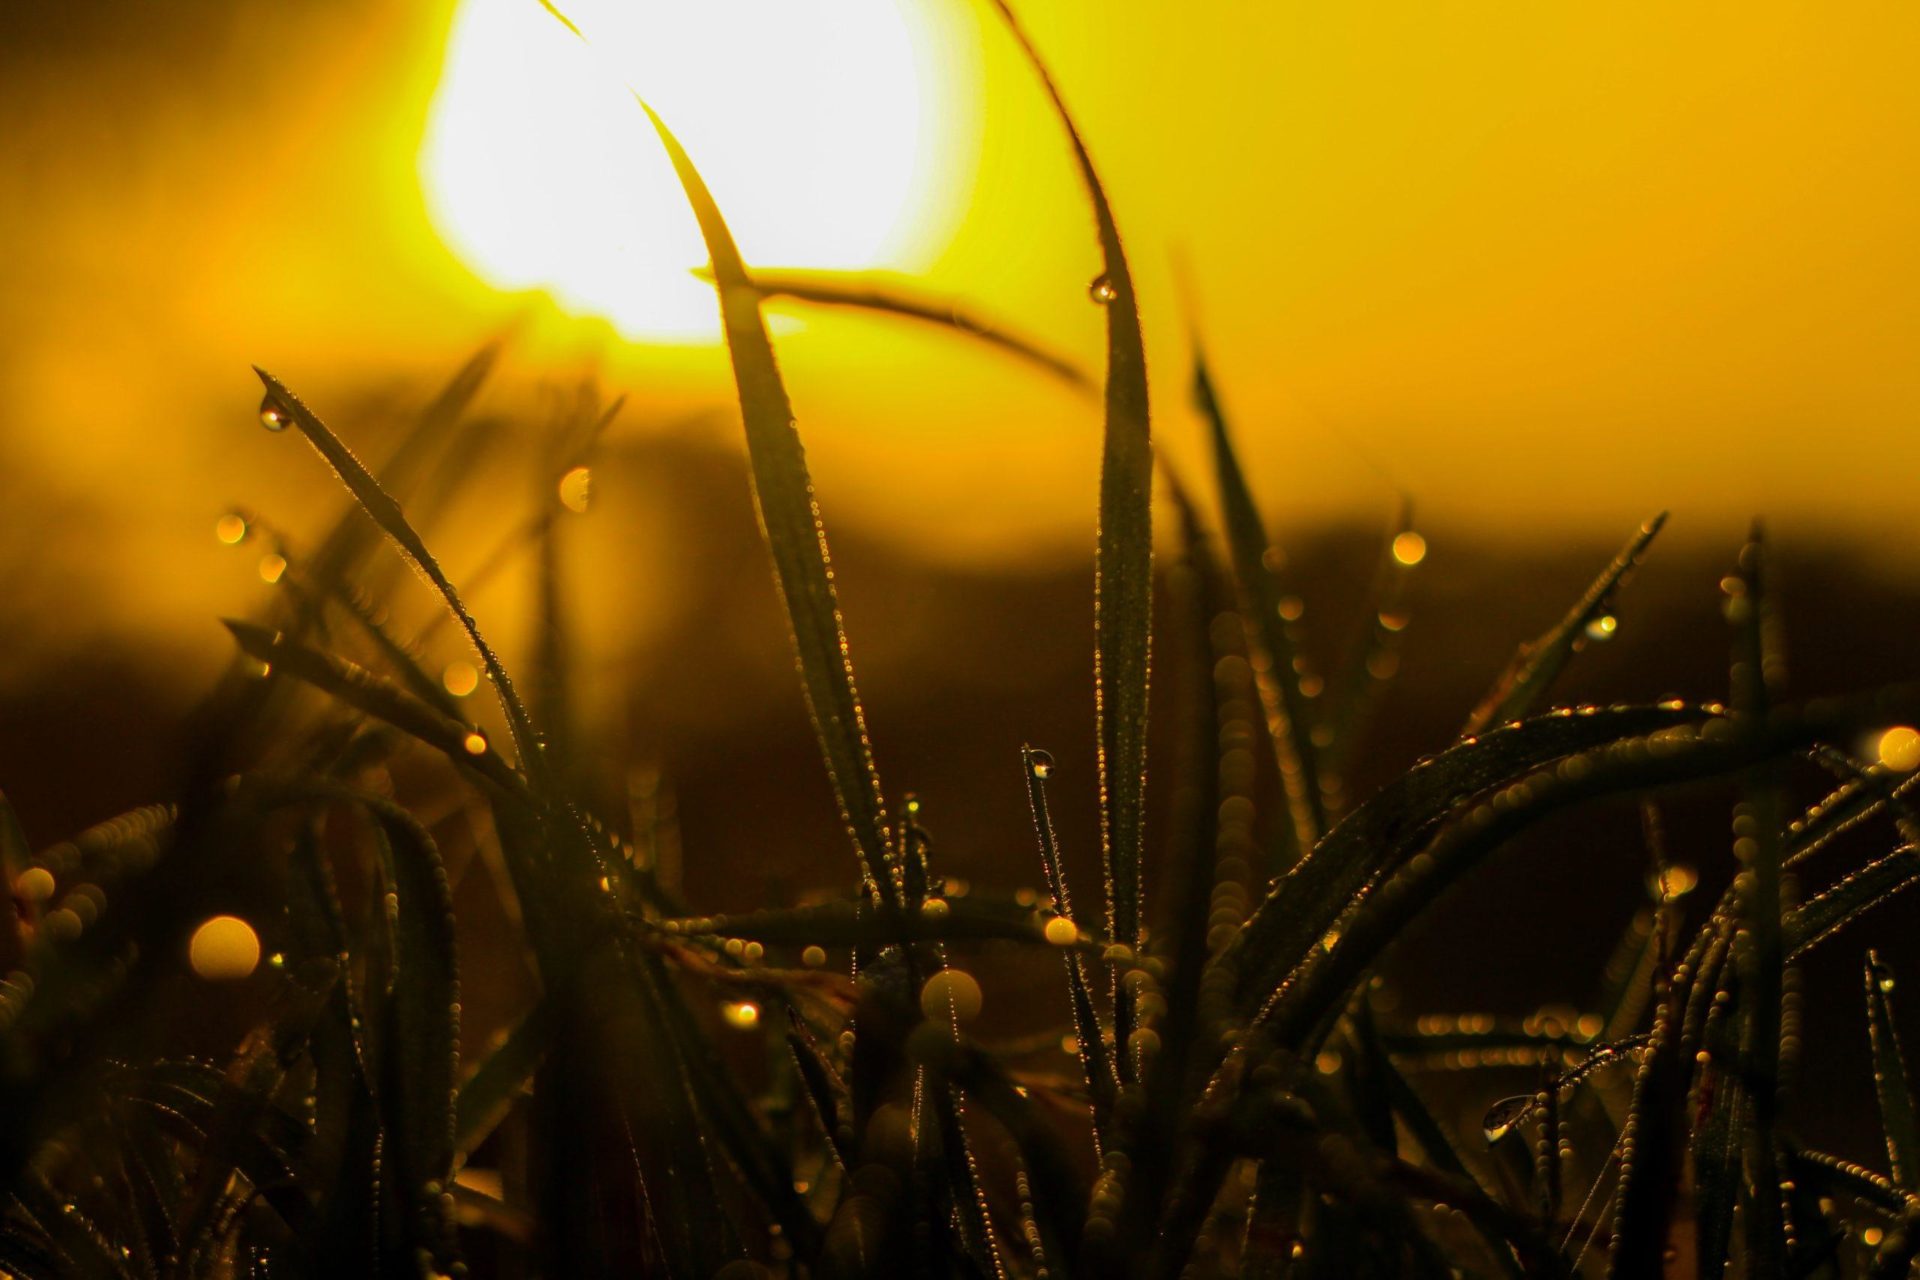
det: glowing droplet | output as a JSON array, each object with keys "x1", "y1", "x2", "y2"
[
  {"x1": 722, "y1": 1000, "x2": 761, "y2": 1029},
  {"x1": 214, "y1": 513, "x2": 249, "y2": 545},
  {"x1": 189, "y1": 915, "x2": 261, "y2": 980},
  {"x1": 1878, "y1": 726, "x2": 1920, "y2": 773},
  {"x1": 1391, "y1": 531, "x2": 1427, "y2": 567},
  {"x1": 442, "y1": 662, "x2": 480, "y2": 698},
  {"x1": 801, "y1": 945, "x2": 827, "y2": 968},
  {"x1": 557, "y1": 466, "x2": 593, "y2": 514},
  {"x1": 15, "y1": 867, "x2": 55, "y2": 903},
  {"x1": 920, "y1": 897, "x2": 950, "y2": 919},
  {"x1": 259, "y1": 393, "x2": 292, "y2": 432},
  {"x1": 920, "y1": 970, "x2": 983, "y2": 1024},
  {"x1": 1028, "y1": 749, "x2": 1056, "y2": 781},
  {"x1": 1314, "y1": 1050, "x2": 1342, "y2": 1075},
  {"x1": 258, "y1": 554, "x2": 287, "y2": 585},
  {"x1": 1647, "y1": 863, "x2": 1698, "y2": 903},
  {"x1": 1866, "y1": 1226, "x2": 1886, "y2": 1247},
  {"x1": 1584, "y1": 614, "x2": 1618, "y2": 642},
  {"x1": 1088, "y1": 274, "x2": 1117, "y2": 304},
  {"x1": 1044, "y1": 916, "x2": 1079, "y2": 947},
  {"x1": 462, "y1": 730, "x2": 489, "y2": 756}
]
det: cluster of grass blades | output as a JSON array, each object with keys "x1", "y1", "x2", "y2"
[{"x1": 5, "y1": 5, "x2": 1920, "y2": 1278}]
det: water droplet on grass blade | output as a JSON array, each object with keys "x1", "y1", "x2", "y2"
[
  {"x1": 557, "y1": 465, "x2": 592, "y2": 514},
  {"x1": 214, "y1": 513, "x2": 249, "y2": 545},
  {"x1": 1482, "y1": 1094, "x2": 1532, "y2": 1143},
  {"x1": 259, "y1": 392, "x2": 291, "y2": 432},
  {"x1": 1028, "y1": 749, "x2": 1056, "y2": 781},
  {"x1": 1584, "y1": 614, "x2": 1618, "y2": 642},
  {"x1": 1087, "y1": 274, "x2": 1117, "y2": 304}
]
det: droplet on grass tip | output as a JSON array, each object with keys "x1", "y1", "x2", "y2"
[
  {"x1": 259, "y1": 392, "x2": 291, "y2": 432},
  {"x1": 189, "y1": 915, "x2": 260, "y2": 980},
  {"x1": 1087, "y1": 274, "x2": 1117, "y2": 305},
  {"x1": 1028, "y1": 749, "x2": 1055, "y2": 781}
]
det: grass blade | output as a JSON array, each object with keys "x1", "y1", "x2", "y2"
[
  {"x1": 455, "y1": 1002, "x2": 552, "y2": 1160},
  {"x1": 1464, "y1": 513, "x2": 1666, "y2": 736},
  {"x1": 253, "y1": 368, "x2": 550, "y2": 793},
  {"x1": 640, "y1": 103, "x2": 892, "y2": 895},
  {"x1": 988, "y1": 0, "x2": 1155, "y2": 992},
  {"x1": 1865, "y1": 952, "x2": 1920, "y2": 1192},
  {"x1": 1193, "y1": 342, "x2": 1325, "y2": 850},
  {"x1": 713, "y1": 267, "x2": 1094, "y2": 391}
]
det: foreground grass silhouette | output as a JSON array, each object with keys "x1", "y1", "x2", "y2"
[{"x1": 5, "y1": 7, "x2": 1920, "y2": 1278}]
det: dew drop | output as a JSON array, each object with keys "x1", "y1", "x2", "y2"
[
  {"x1": 442, "y1": 662, "x2": 479, "y2": 698},
  {"x1": 189, "y1": 915, "x2": 260, "y2": 981},
  {"x1": 801, "y1": 945, "x2": 827, "y2": 968},
  {"x1": 1391, "y1": 531, "x2": 1428, "y2": 567},
  {"x1": 1044, "y1": 916, "x2": 1079, "y2": 946},
  {"x1": 1088, "y1": 274, "x2": 1117, "y2": 305},
  {"x1": 257, "y1": 554, "x2": 287, "y2": 585},
  {"x1": 1878, "y1": 725, "x2": 1920, "y2": 773},
  {"x1": 721, "y1": 1000, "x2": 761, "y2": 1029},
  {"x1": 462, "y1": 729, "x2": 489, "y2": 756},
  {"x1": 1481, "y1": 1094, "x2": 1532, "y2": 1144},
  {"x1": 259, "y1": 392, "x2": 292, "y2": 432},
  {"x1": 1584, "y1": 614, "x2": 1618, "y2": 642},
  {"x1": 214, "y1": 513, "x2": 250, "y2": 546},
  {"x1": 920, "y1": 970, "x2": 983, "y2": 1023},
  {"x1": 1028, "y1": 749, "x2": 1056, "y2": 781},
  {"x1": 14, "y1": 866, "x2": 55, "y2": 903}
]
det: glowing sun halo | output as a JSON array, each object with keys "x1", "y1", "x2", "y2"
[{"x1": 421, "y1": 0, "x2": 970, "y2": 341}]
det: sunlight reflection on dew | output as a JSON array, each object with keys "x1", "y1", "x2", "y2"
[
  {"x1": 1391, "y1": 531, "x2": 1427, "y2": 566},
  {"x1": 214, "y1": 513, "x2": 249, "y2": 545},
  {"x1": 1878, "y1": 725, "x2": 1920, "y2": 772},
  {"x1": 557, "y1": 465, "x2": 593, "y2": 514},
  {"x1": 442, "y1": 661, "x2": 480, "y2": 698}
]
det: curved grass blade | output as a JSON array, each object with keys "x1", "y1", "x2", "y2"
[
  {"x1": 1865, "y1": 952, "x2": 1920, "y2": 1192},
  {"x1": 1193, "y1": 341, "x2": 1325, "y2": 849},
  {"x1": 654, "y1": 895, "x2": 1060, "y2": 948},
  {"x1": 988, "y1": 0, "x2": 1154, "y2": 982},
  {"x1": 220, "y1": 620, "x2": 527, "y2": 800},
  {"x1": 253, "y1": 368, "x2": 550, "y2": 794},
  {"x1": 639, "y1": 103, "x2": 892, "y2": 895},
  {"x1": 710, "y1": 267, "x2": 1094, "y2": 391},
  {"x1": 1222, "y1": 702, "x2": 1709, "y2": 1017},
  {"x1": 1464, "y1": 513, "x2": 1666, "y2": 736}
]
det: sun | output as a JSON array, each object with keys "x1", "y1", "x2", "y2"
[{"x1": 420, "y1": 0, "x2": 973, "y2": 342}]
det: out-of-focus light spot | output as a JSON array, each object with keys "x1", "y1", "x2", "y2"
[
  {"x1": 258, "y1": 554, "x2": 287, "y2": 584},
  {"x1": 920, "y1": 970, "x2": 982, "y2": 1024},
  {"x1": 801, "y1": 945, "x2": 827, "y2": 968},
  {"x1": 15, "y1": 867, "x2": 56, "y2": 903},
  {"x1": 1865, "y1": 1226, "x2": 1886, "y2": 1247},
  {"x1": 1584, "y1": 614, "x2": 1618, "y2": 642},
  {"x1": 214, "y1": 513, "x2": 249, "y2": 545},
  {"x1": 42, "y1": 908, "x2": 82, "y2": 941},
  {"x1": 1043, "y1": 915, "x2": 1079, "y2": 946},
  {"x1": 189, "y1": 915, "x2": 261, "y2": 980},
  {"x1": 722, "y1": 1000, "x2": 761, "y2": 1029},
  {"x1": 1391, "y1": 531, "x2": 1428, "y2": 566},
  {"x1": 1315, "y1": 1049, "x2": 1343, "y2": 1075},
  {"x1": 421, "y1": 0, "x2": 971, "y2": 341},
  {"x1": 1878, "y1": 726, "x2": 1920, "y2": 772},
  {"x1": 462, "y1": 730, "x2": 489, "y2": 756},
  {"x1": 558, "y1": 466, "x2": 593, "y2": 514},
  {"x1": 442, "y1": 662, "x2": 480, "y2": 698}
]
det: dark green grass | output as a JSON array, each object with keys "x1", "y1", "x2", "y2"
[{"x1": 3, "y1": 4, "x2": 1920, "y2": 1277}]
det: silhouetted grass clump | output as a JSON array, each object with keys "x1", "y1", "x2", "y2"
[{"x1": 4, "y1": 6, "x2": 1920, "y2": 1278}]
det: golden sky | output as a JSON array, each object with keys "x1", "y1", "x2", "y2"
[{"x1": 3, "y1": 0, "x2": 1918, "y2": 667}]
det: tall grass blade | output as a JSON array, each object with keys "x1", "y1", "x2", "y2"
[
  {"x1": 1193, "y1": 343, "x2": 1325, "y2": 849},
  {"x1": 988, "y1": 0, "x2": 1154, "y2": 988},
  {"x1": 1464, "y1": 513, "x2": 1666, "y2": 736},
  {"x1": 639, "y1": 102, "x2": 893, "y2": 894},
  {"x1": 1865, "y1": 951, "x2": 1920, "y2": 1192},
  {"x1": 455, "y1": 1002, "x2": 552, "y2": 1159}
]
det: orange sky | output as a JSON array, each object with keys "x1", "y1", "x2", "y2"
[{"x1": 3, "y1": 0, "x2": 1918, "y2": 670}]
